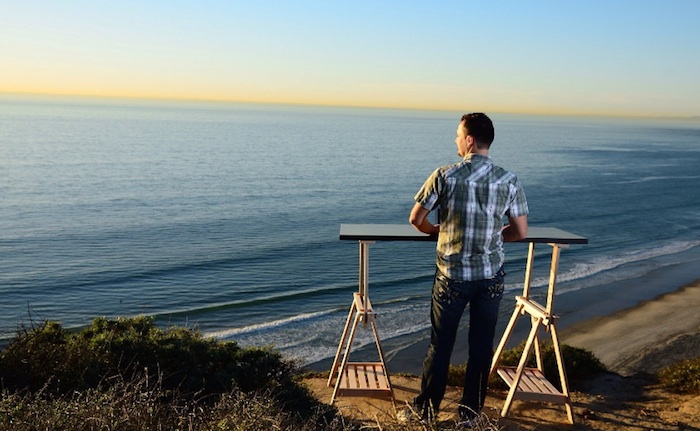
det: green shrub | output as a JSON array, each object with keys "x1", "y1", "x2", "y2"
[
  {"x1": 447, "y1": 342, "x2": 606, "y2": 390},
  {"x1": 658, "y1": 357, "x2": 700, "y2": 394},
  {"x1": 0, "y1": 316, "x2": 330, "y2": 422},
  {"x1": 446, "y1": 362, "x2": 467, "y2": 387}
]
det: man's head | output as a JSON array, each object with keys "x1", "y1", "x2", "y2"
[{"x1": 455, "y1": 113, "x2": 494, "y2": 157}]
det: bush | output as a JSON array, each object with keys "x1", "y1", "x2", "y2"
[
  {"x1": 658, "y1": 357, "x2": 700, "y2": 394},
  {"x1": 446, "y1": 342, "x2": 606, "y2": 390},
  {"x1": 0, "y1": 317, "x2": 330, "y2": 422}
]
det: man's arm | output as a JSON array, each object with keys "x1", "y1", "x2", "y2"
[
  {"x1": 502, "y1": 215, "x2": 528, "y2": 242},
  {"x1": 409, "y1": 202, "x2": 439, "y2": 235}
]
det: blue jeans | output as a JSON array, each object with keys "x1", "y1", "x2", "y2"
[{"x1": 415, "y1": 267, "x2": 505, "y2": 420}]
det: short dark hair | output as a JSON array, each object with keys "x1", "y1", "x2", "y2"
[{"x1": 461, "y1": 113, "x2": 494, "y2": 149}]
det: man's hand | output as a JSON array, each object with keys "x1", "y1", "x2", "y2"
[{"x1": 502, "y1": 215, "x2": 528, "y2": 242}]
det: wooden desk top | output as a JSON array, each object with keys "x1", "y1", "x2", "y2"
[{"x1": 339, "y1": 224, "x2": 588, "y2": 245}]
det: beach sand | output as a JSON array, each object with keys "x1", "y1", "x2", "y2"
[
  {"x1": 304, "y1": 280, "x2": 700, "y2": 430},
  {"x1": 560, "y1": 282, "x2": 700, "y2": 377}
]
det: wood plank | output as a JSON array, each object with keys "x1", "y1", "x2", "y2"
[
  {"x1": 525, "y1": 372, "x2": 557, "y2": 395},
  {"x1": 374, "y1": 365, "x2": 389, "y2": 389},
  {"x1": 364, "y1": 365, "x2": 376, "y2": 388},
  {"x1": 514, "y1": 390, "x2": 568, "y2": 403},
  {"x1": 347, "y1": 367, "x2": 358, "y2": 389},
  {"x1": 524, "y1": 373, "x2": 554, "y2": 394},
  {"x1": 358, "y1": 365, "x2": 370, "y2": 389},
  {"x1": 519, "y1": 373, "x2": 541, "y2": 393},
  {"x1": 528, "y1": 370, "x2": 561, "y2": 394}
]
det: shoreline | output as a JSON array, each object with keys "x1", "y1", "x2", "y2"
[
  {"x1": 559, "y1": 281, "x2": 700, "y2": 376},
  {"x1": 308, "y1": 260, "x2": 700, "y2": 375}
]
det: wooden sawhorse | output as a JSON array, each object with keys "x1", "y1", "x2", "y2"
[
  {"x1": 490, "y1": 241, "x2": 577, "y2": 424},
  {"x1": 328, "y1": 224, "x2": 586, "y2": 414},
  {"x1": 327, "y1": 240, "x2": 394, "y2": 405}
]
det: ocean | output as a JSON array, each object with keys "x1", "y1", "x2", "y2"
[{"x1": 2, "y1": 95, "x2": 700, "y2": 372}]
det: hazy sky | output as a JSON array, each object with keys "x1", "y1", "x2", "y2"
[{"x1": 2, "y1": 1, "x2": 699, "y2": 117}]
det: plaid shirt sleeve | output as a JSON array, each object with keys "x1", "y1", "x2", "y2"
[
  {"x1": 414, "y1": 168, "x2": 444, "y2": 211},
  {"x1": 506, "y1": 177, "x2": 529, "y2": 218}
]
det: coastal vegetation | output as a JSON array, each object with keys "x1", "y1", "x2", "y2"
[
  {"x1": 658, "y1": 357, "x2": 700, "y2": 394},
  {"x1": 0, "y1": 317, "x2": 696, "y2": 430},
  {"x1": 0, "y1": 317, "x2": 340, "y2": 430}
]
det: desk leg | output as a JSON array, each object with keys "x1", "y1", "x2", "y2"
[
  {"x1": 533, "y1": 316, "x2": 544, "y2": 372},
  {"x1": 490, "y1": 301, "x2": 524, "y2": 376},
  {"x1": 369, "y1": 312, "x2": 395, "y2": 407},
  {"x1": 545, "y1": 244, "x2": 563, "y2": 313},
  {"x1": 359, "y1": 241, "x2": 374, "y2": 326},
  {"x1": 330, "y1": 311, "x2": 363, "y2": 404},
  {"x1": 327, "y1": 300, "x2": 357, "y2": 387},
  {"x1": 522, "y1": 242, "x2": 536, "y2": 298},
  {"x1": 490, "y1": 242, "x2": 536, "y2": 376},
  {"x1": 551, "y1": 321, "x2": 574, "y2": 423},
  {"x1": 501, "y1": 316, "x2": 543, "y2": 418}
]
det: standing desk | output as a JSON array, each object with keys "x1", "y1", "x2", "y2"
[{"x1": 328, "y1": 224, "x2": 587, "y2": 424}]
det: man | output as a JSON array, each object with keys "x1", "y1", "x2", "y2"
[{"x1": 408, "y1": 113, "x2": 528, "y2": 423}]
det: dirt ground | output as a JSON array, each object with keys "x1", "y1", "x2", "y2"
[
  {"x1": 303, "y1": 282, "x2": 700, "y2": 429},
  {"x1": 304, "y1": 372, "x2": 700, "y2": 430}
]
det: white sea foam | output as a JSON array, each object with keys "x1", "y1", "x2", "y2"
[
  {"x1": 614, "y1": 174, "x2": 700, "y2": 184},
  {"x1": 534, "y1": 240, "x2": 700, "y2": 294},
  {"x1": 204, "y1": 309, "x2": 336, "y2": 339}
]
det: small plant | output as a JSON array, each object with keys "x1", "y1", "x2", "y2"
[
  {"x1": 446, "y1": 342, "x2": 606, "y2": 390},
  {"x1": 658, "y1": 357, "x2": 700, "y2": 394},
  {"x1": 446, "y1": 362, "x2": 467, "y2": 387}
]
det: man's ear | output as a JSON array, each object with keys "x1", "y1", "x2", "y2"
[{"x1": 466, "y1": 135, "x2": 475, "y2": 150}]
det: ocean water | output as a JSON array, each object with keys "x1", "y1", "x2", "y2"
[{"x1": 2, "y1": 95, "x2": 700, "y2": 370}]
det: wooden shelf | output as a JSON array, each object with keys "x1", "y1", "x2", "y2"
[
  {"x1": 338, "y1": 363, "x2": 391, "y2": 392},
  {"x1": 496, "y1": 367, "x2": 569, "y2": 404}
]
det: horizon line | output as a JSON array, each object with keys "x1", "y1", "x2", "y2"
[{"x1": 2, "y1": 90, "x2": 698, "y2": 122}]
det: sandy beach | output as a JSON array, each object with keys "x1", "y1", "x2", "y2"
[
  {"x1": 304, "y1": 279, "x2": 700, "y2": 429},
  {"x1": 560, "y1": 281, "x2": 700, "y2": 377}
]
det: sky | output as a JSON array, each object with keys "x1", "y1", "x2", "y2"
[{"x1": 1, "y1": 1, "x2": 699, "y2": 117}]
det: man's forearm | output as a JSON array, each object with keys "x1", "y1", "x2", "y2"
[
  {"x1": 409, "y1": 203, "x2": 439, "y2": 235},
  {"x1": 413, "y1": 218, "x2": 439, "y2": 235}
]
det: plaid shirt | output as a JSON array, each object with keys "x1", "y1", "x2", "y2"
[{"x1": 414, "y1": 154, "x2": 529, "y2": 281}]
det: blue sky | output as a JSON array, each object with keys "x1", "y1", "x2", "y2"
[{"x1": 1, "y1": 1, "x2": 699, "y2": 117}]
